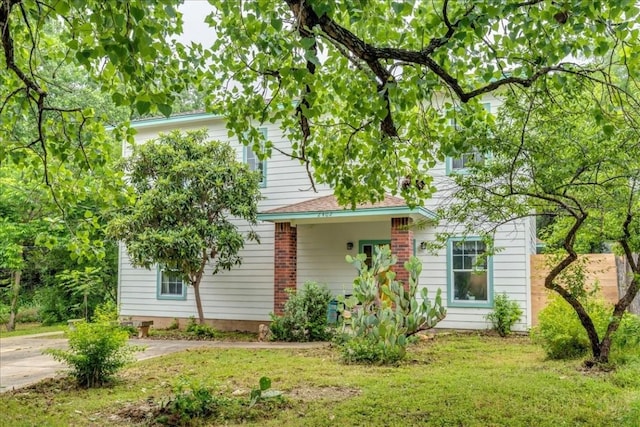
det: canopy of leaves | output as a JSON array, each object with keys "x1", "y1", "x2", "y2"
[
  {"x1": 1, "y1": 2, "x2": 194, "y2": 259},
  {"x1": 200, "y1": 0, "x2": 640, "y2": 206},
  {"x1": 107, "y1": 130, "x2": 262, "y2": 281},
  {"x1": 443, "y1": 77, "x2": 640, "y2": 257},
  {"x1": 0, "y1": 168, "x2": 53, "y2": 271},
  {"x1": 440, "y1": 75, "x2": 640, "y2": 363}
]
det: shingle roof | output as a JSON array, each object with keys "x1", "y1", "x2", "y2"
[{"x1": 262, "y1": 194, "x2": 408, "y2": 214}]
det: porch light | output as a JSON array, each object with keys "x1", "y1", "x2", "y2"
[
  {"x1": 346, "y1": 242, "x2": 354, "y2": 250},
  {"x1": 420, "y1": 241, "x2": 428, "y2": 250}
]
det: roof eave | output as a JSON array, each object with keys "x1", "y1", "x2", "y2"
[{"x1": 257, "y1": 205, "x2": 437, "y2": 224}]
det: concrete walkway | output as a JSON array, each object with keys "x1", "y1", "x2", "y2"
[{"x1": 0, "y1": 332, "x2": 327, "y2": 393}]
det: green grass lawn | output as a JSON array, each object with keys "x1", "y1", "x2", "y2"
[
  {"x1": 0, "y1": 322, "x2": 66, "y2": 338},
  {"x1": 1, "y1": 333, "x2": 639, "y2": 426}
]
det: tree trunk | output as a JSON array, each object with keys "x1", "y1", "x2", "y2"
[
  {"x1": 193, "y1": 280, "x2": 205, "y2": 325},
  {"x1": 6, "y1": 270, "x2": 21, "y2": 332},
  {"x1": 192, "y1": 250, "x2": 209, "y2": 325},
  {"x1": 616, "y1": 255, "x2": 640, "y2": 316}
]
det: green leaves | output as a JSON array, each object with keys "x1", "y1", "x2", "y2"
[
  {"x1": 340, "y1": 245, "x2": 446, "y2": 364},
  {"x1": 200, "y1": 0, "x2": 640, "y2": 206},
  {"x1": 108, "y1": 130, "x2": 262, "y2": 320}
]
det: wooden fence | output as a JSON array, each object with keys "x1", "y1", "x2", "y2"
[{"x1": 530, "y1": 254, "x2": 627, "y2": 325}]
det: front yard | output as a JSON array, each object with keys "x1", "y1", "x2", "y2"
[{"x1": 1, "y1": 333, "x2": 638, "y2": 426}]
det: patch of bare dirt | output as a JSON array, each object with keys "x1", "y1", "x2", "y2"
[
  {"x1": 286, "y1": 386, "x2": 361, "y2": 402},
  {"x1": 111, "y1": 401, "x2": 158, "y2": 425}
]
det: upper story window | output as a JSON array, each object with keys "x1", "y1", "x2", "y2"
[
  {"x1": 243, "y1": 128, "x2": 267, "y2": 187},
  {"x1": 449, "y1": 150, "x2": 485, "y2": 171},
  {"x1": 446, "y1": 102, "x2": 491, "y2": 175}
]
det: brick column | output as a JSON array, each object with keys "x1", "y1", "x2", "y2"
[
  {"x1": 274, "y1": 222, "x2": 297, "y2": 315},
  {"x1": 391, "y1": 217, "x2": 413, "y2": 286}
]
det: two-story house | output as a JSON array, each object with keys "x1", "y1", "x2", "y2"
[{"x1": 117, "y1": 105, "x2": 536, "y2": 332}]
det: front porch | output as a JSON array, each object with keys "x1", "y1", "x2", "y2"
[{"x1": 257, "y1": 194, "x2": 436, "y2": 314}]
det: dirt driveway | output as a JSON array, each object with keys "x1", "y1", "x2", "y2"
[{"x1": 0, "y1": 332, "x2": 326, "y2": 393}]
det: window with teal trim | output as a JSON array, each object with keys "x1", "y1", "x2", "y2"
[
  {"x1": 243, "y1": 128, "x2": 267, "y2": 187},
  {"x1": 359, "y1": 240, "x2": 391, "y2": 268},
  {"x1": 359, "y1": 240, "x2": 417, "y2": 268},
  {"x1": 158, "y1": 267, "x2": 186, "y2": 300},
  {"x1": 448, "y1": 238, "x2": 492, "y2": 307}
]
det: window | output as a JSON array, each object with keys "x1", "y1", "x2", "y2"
[
  {"x1": 157, "y1": 267, "x2": 186, "y2": 300},
  {"x1": 447, "y1": 238, "x2": 492, "y2": 308},
  {"x1": 446, "y1": 102, "x2": 491, "y2": 174},
  {"x1": 359, "y1": 240, "x2": 391, "y2": 268},
  {"x1": 449, "y1": 150, "x2": 485, "y2": 171},
  {"x1": 243, "y1": 128, "x2": 267, "y2": 187},
  {"x1": 358, "y1": 240, "x2": 416, "y2": 268}
]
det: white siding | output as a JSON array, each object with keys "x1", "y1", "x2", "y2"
[
  {"x1": 120, "y1": 118, "x2": 332, "y2": 322},
  {"x1": 119, "y1": 111, "x2": 533, "y2": 330},
  {"x1": 414, "y1": 219, "x2": 530, "y2": 331},
  {"x1": 297, "y1": 222, "x2": 390, "y2": 295}
]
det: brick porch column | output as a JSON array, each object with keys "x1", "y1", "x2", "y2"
[
  {"x1": 391, "y1": 217, "x2": 413, "y2": 285},
  {"x1": 274, "y1": 222, "x2": 297, "y2": 315}
]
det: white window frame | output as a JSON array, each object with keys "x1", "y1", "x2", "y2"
[{"x1": 157, "y1": 267, "x2": 186, "y2": 300}]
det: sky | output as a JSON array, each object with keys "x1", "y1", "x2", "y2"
[{"x1": 177, "y1": 1, "x2": 216, "y2": 45}]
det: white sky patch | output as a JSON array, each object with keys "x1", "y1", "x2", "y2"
[{"x1": 176, "y1": 1, "x2": 216, "y2": 46}]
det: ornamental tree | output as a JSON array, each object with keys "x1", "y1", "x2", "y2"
[
  {"x1": 440, "y1": 76, "x2": 640, "y2": 365},
  {"x1": 201, "y1": 0, "x2": 640, "y2": 206},
  {"x1": 107, "y1": 130, "x2": 262, "y2": 324}
]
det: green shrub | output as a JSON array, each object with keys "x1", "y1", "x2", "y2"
[
  {"x1": 156, "y1": 377, "x2": 284, "y2": 426},
  {"x1": 0, "y1": 303, "x2": 9, "y2": 325},
  {"x1": 92, "y1": 300, "x2": 118, "y2": 323},
  {"x1": 340, "y1": 336, "x2": 405, "y2": 365},
  {"x1": 531, "y1": 295, "x2": 595, "y2": 359},
  {"x1": 45, "y1": 322, "x2": 141, "y2": 387},
  {"x1": 531, "y1": 294, "x2": 640, "y2": 363},
  {"x1": 36, "y1": 286, "x2": 68, "y2": 325},
  {"x1": 157, "y1": 380, "x2": 234, "y2": 425},
  {"x1": 611, "y1": 313, "x2": 640, "y2": 365},
  {"x1": 185, "y1": 317, "x2": 219, "y2": 338},
  {"x1": 15, "y1": 304, "x2": 40, "y2": 323},
  {"x1": 338, "y1": 246, "x2": 446, "y2": 364},
  {"x1": 269, "y1": 281, "x2": 334, "y2": 342},
  {"x1": 485, "y1": 293, "x2": 523, "y2": 337},
  {"x1": 167, "y1": 318, "x2": 180, "y2": 330}
]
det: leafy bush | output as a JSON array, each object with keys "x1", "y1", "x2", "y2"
[
  {"x1": 36, "y1": 286, "x2": 69, "y2": 325},
  {"x1": 185, "y1": 317, "x2": 219, "y2": 338},
  {"x1": 156, "y1": 377, "x2": 284, "y2": 426},
  {"x1": 269, "y1": 281, "x2": 334, "y2": 342},
  {"x1": 485, "y1": 293, "x2": 523, "y2": 337},
  {"x1": 92, "y1": 300, "x2": 118, "y2": 323},
  {"x1": 157, "y1": 380, "x2": 234, "y2": 425},
  {"x1": 338, "y1": 246, "x2": 446, "y2": 364},
  {"x1": 45, "y1": 322, "x2": 141, "y2": 387},
  {"x1": 0, "y1": 303, "x2": 9, "y2": 325},
  {"x1": 532, "y1": 295, "x2": 597, "y2": 360},
  {"x1": 611, "y1": 313, "x2": 640, "y2": 365},
  {"x1": 531, "y1": 294, "x2": 640, "y2": 363},
  {"x1": 341, "y1": 336, "x2": 405, "y2": 365},
  {"x1": 15, "y1": 304, "x2": 40, "y2": 323}
]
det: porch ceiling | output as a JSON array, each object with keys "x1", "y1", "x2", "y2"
[{"x1": 257, "y1": 194, "x2": 437, "y2": 225}]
